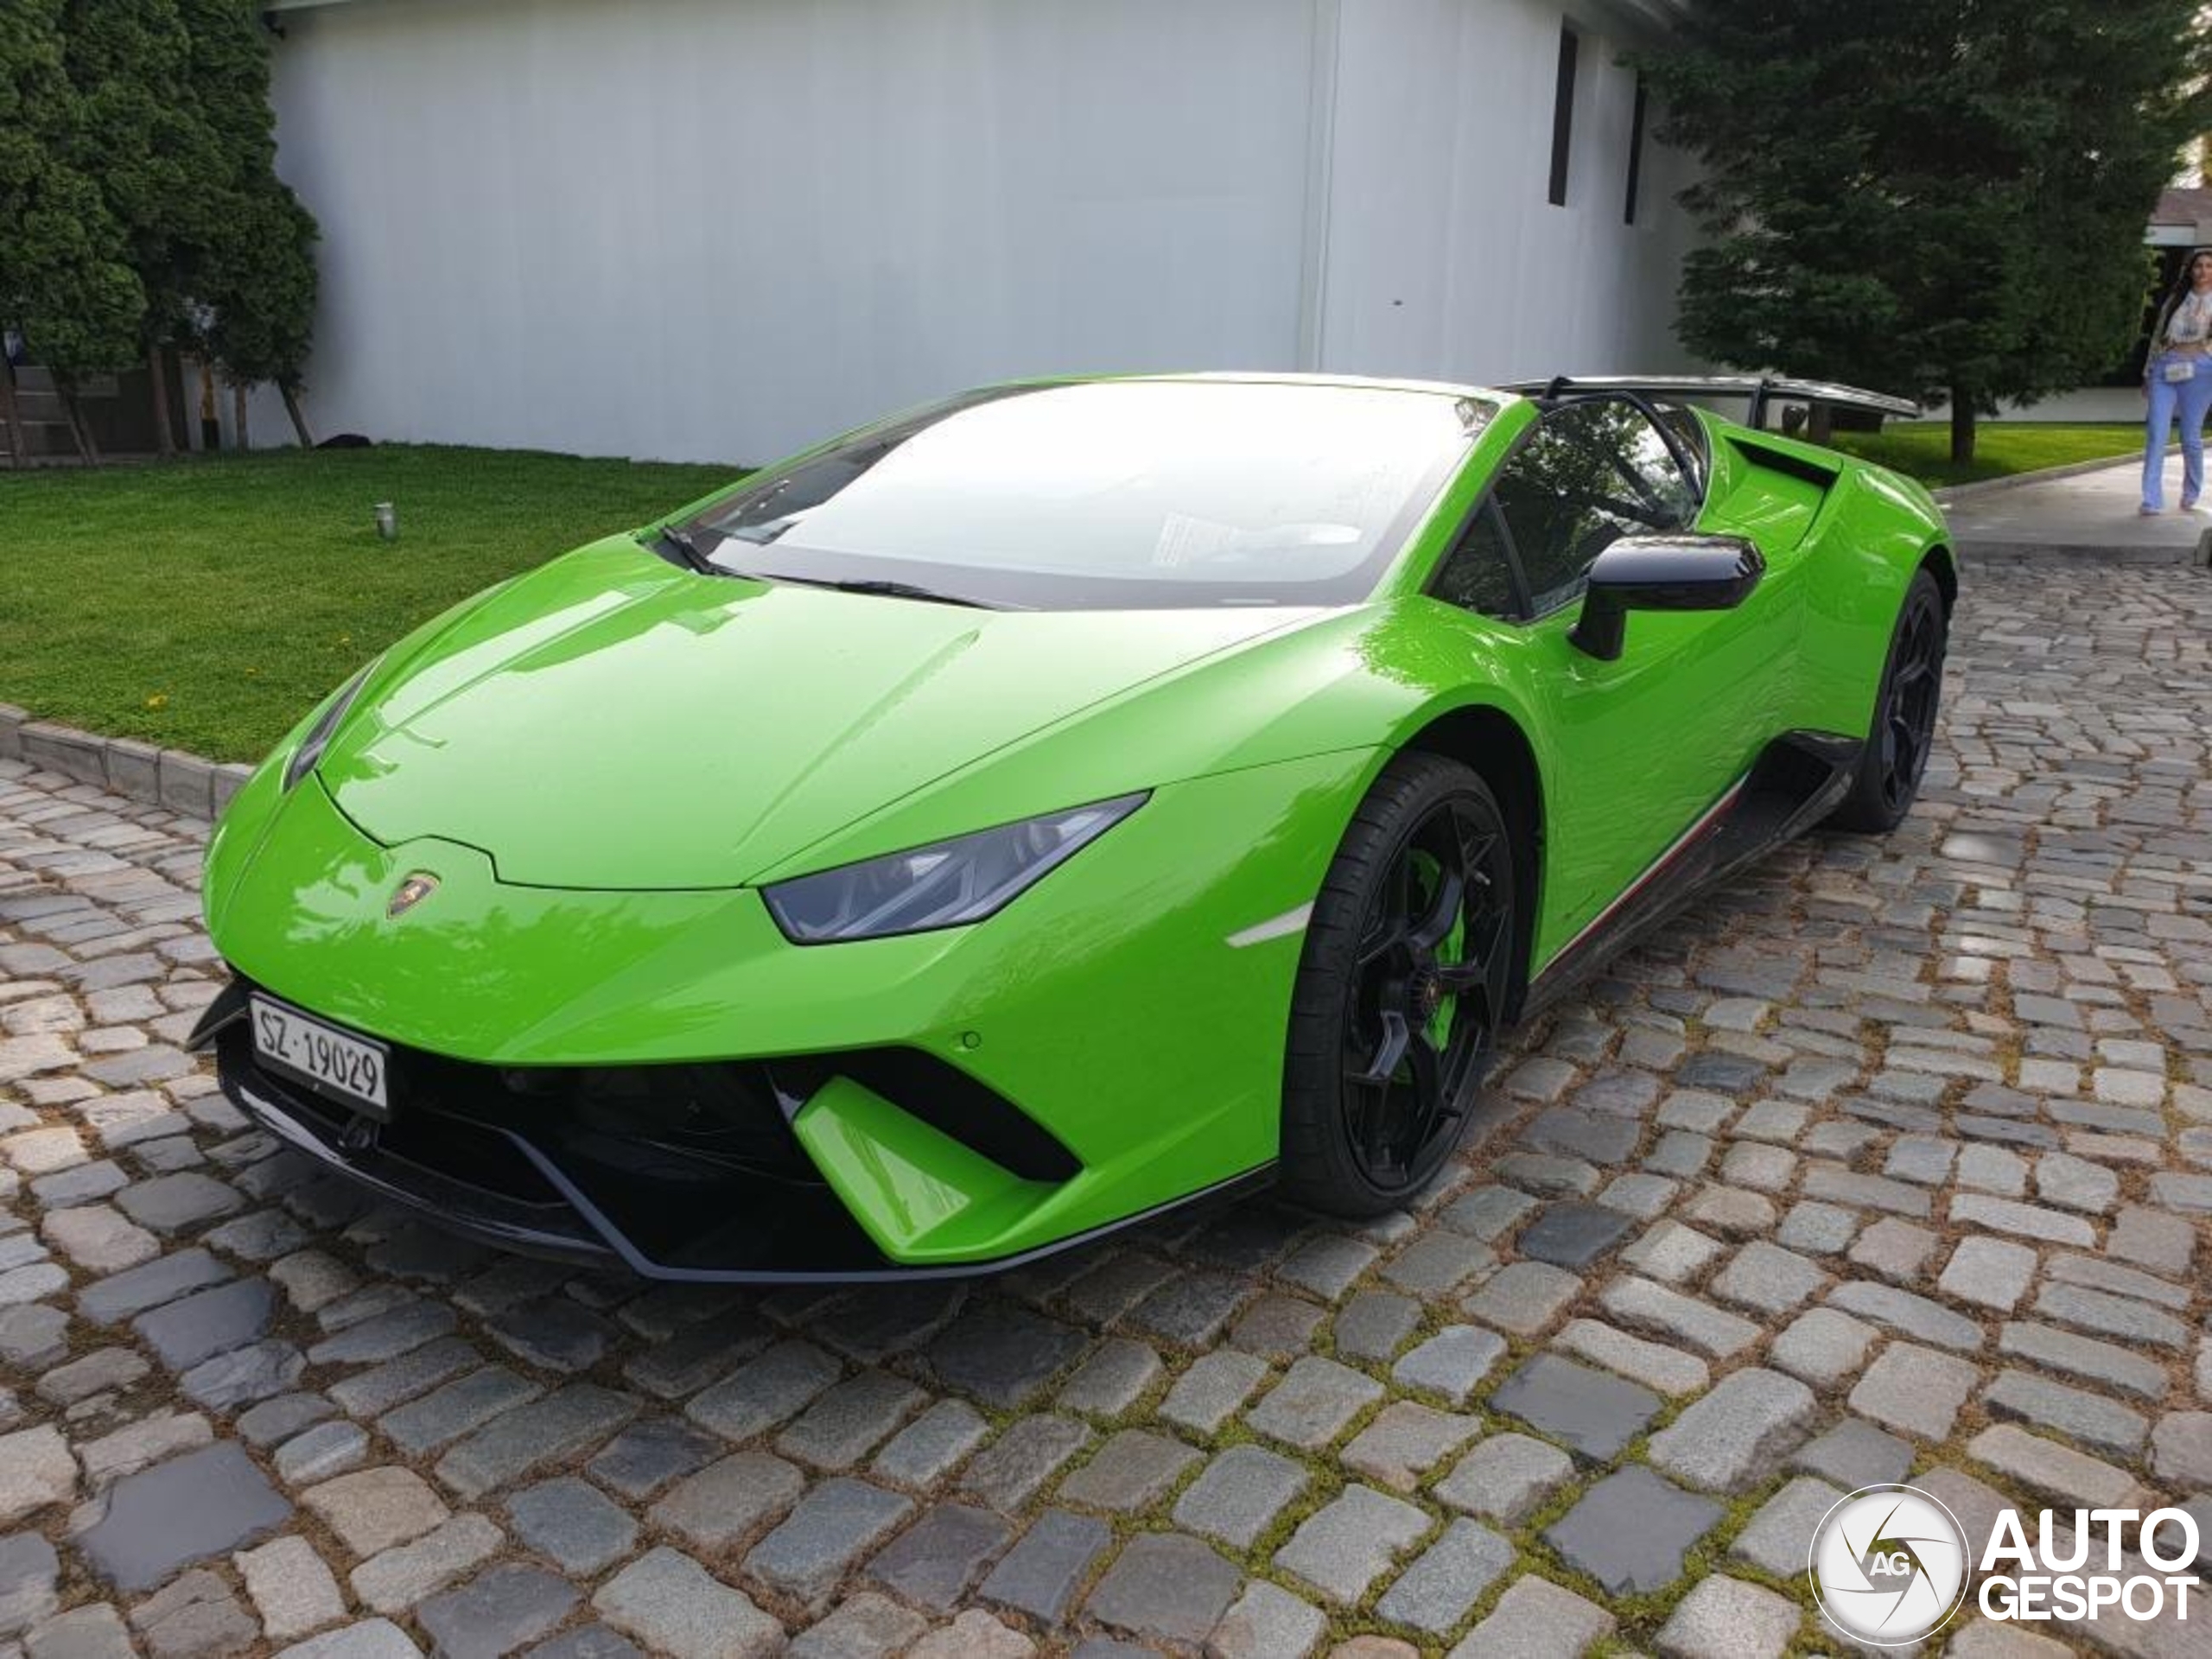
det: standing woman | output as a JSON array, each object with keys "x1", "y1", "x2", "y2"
[{"x1": 2143, "y1": 247, "x2": 2212, "y2": 514}]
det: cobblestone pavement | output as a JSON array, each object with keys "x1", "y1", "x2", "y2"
[{"x1": 6, "y1": 562, "x2": 2212, "y2": 1659}]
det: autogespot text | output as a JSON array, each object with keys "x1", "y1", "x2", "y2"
[{"x1": 1979, "y1": 1509, "x2": 2201, "y2": 1624}]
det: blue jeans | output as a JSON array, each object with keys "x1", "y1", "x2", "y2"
[{"x1": 2144, "y1": 352, "x2": 2212, "y2": 508}]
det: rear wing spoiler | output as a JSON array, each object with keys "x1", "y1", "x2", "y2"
[{"x1": 1500, "y1": 375, "x2": 1919, "y2": 429}]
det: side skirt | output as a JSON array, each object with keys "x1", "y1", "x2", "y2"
[{"x1": 1515, "y1": 730, "x2": 1859, "y2": 1020}]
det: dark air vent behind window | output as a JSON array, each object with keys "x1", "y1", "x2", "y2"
[
  {"x1": 1624, "y1": 74, "x2": 1648, "y2": 225},
  {"x1": 1548, "y1": 22, "x2": 1580, "y2": 207}
]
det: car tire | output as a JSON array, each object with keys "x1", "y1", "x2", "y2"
[
  {"x1": 1828, "y1": 567, "x2": 1948, "y2": 833},
  {"x1": 1280, "y1": 753, "x2": 1517, "y2": 1217}
]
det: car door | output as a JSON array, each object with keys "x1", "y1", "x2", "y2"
[{"x1": 1433, "y1": 397, "x2": 1797, "y2": 966}]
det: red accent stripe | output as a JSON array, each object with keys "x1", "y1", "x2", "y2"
[{"x1": 1549, "y1": 774, "x2": 1750, "y2": 967}]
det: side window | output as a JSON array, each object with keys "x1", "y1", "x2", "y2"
[
  {"x1": 1433, "y1": 501, "x2": 1520, "y2": 619},
  {"x1": 1493, "y1": 399, "x2": 1697, "y2": 614}
]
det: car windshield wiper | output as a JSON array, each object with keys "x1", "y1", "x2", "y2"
[
  {"x1": 652, "y1": 523, "x2": 715, "y2": 573},
  {"x1": 731, "y1": 571, "x2": 997, "y2": 609}
]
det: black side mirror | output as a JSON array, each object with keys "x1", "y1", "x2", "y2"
[{"x1": 1568, "y1": 533, "x2": 1765, "y2": 661}]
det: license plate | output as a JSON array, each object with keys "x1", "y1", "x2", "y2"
[{"x1": 249, "y1": 995, "x2": 390, "y2": 1118}]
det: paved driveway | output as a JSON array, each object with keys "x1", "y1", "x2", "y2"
[
  {"x1": 1942, "y1": 454, "x2": 2209, "y2": 559},
  {"x1": 3, "y1": 561, "x2": 2211, "y2": 1659}
]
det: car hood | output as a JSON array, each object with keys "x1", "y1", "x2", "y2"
[{"x1": 319, "y1": 538, "x2": 1320, "y2": 888}]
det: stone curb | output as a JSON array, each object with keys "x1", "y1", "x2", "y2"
[
  {"x1": 0, "y1": 703, "x2": 249, "y2": 823},
  {"x1": 1953, "y1": 530, "x2": 2212, "y2": 568},
  {"x1": 1929, "y1": 449, "x2": 2156, "y2": 506}
]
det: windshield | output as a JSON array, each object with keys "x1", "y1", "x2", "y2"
[{"x1": 681, "y1": 379, "x2": 1491, "y2": 610}]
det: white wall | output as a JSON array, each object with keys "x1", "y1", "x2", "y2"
[
  {"x1": 1319, "y1": 0, "x2": 1699, "y2": 385},
  {"x1": 1906, "y1": 389, "x2": 2147, "y2": 426},
  {"x1": 254, "y1": 0, "x2": 1698, "y2": 464}
]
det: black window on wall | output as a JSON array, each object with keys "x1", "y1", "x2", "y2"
[
  {"x1": 1624, "y1": 74, "x2": 1648, "y2": 225},
  {"x1": 1548, "y1": 22, "x2": 1578, "y2": 207}
]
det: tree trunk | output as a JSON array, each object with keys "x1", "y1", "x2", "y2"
[
  {"x1": 280, "y1": 384, "x2": 315, "y2": 448},
  {"x1": 0, "y1": 346, "x2": 24, "y2": 467},
  {"x1": 198, "y1": 358, "x2": 220, "y2": 451},
  {"x1": 149, "y1": 347, "x2": 176, "y2": 459},
  {"x1": 59, "y1": 382, "x2": 100, "y2": 464},
  {"x1": 232, "y1": 382, "x2": 249, "y2": 450},
  {"x1": 1948, "y1": 385, "x2": 1976, "y2": 465}
]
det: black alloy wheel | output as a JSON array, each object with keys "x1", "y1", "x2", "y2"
[
  {"x1": 1831, "y1": 567, "x2": 1948, "y2": 832},
  {"x1": 1878, "y1": 583, "x2": 1944, "y2": 813},
  {"x1": 1282, "y1": 754, "x2": 1516, "y2": 1215}
]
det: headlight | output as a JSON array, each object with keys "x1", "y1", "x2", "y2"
[
  {"x1": 764, "y1": 793, "x2": 1147, "y2": 944},
  {"x1": 282, "y1": 663, "x2": 377, "y2": 792}
]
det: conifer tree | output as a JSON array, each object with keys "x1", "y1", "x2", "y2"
[
  {"x1": 61, "y1": 0, "x2": 223, "y2": 455},
  {"x1": 1640, "y1": 1, "x2": 2212, "y2": 461},
  {"x1": 181, "y1": 0, "x2": 319, "y2": 445},
  {"x1": 0, "y1": 0, "x2": 143, "y2": 461}
]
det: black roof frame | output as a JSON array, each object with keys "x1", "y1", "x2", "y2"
[{"x1": 1501, "y1": 374, "x2": 1919, "y2": 430}]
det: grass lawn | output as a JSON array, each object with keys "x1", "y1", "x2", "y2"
[
  {"x1": 1826, "y1": 419, "x2": 2145, "y2": 488},
  {"x1": 1, "y1": 445, "x2": 739, "y2": 762}
]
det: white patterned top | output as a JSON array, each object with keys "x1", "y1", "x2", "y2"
[{"x1": 2165, "y1": 289, "x2": 2212, "y2": 347}]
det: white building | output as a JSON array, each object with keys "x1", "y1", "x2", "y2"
[{"x1": 252, "y1": 0, "x2": 1700, "y2": 465}]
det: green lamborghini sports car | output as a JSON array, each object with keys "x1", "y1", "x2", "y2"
[{"x1": 189, "y1": 372, "x2": 1953, "y2": 1281}]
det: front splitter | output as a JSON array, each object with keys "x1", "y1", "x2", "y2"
[{"x1": 213, "y1": 1040, "x2": 1275, "y2": 1286}]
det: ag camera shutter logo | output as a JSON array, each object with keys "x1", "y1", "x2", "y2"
[{"x1": 1809, "y1": 1484, "x2": 1971, "y2": 1646}]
